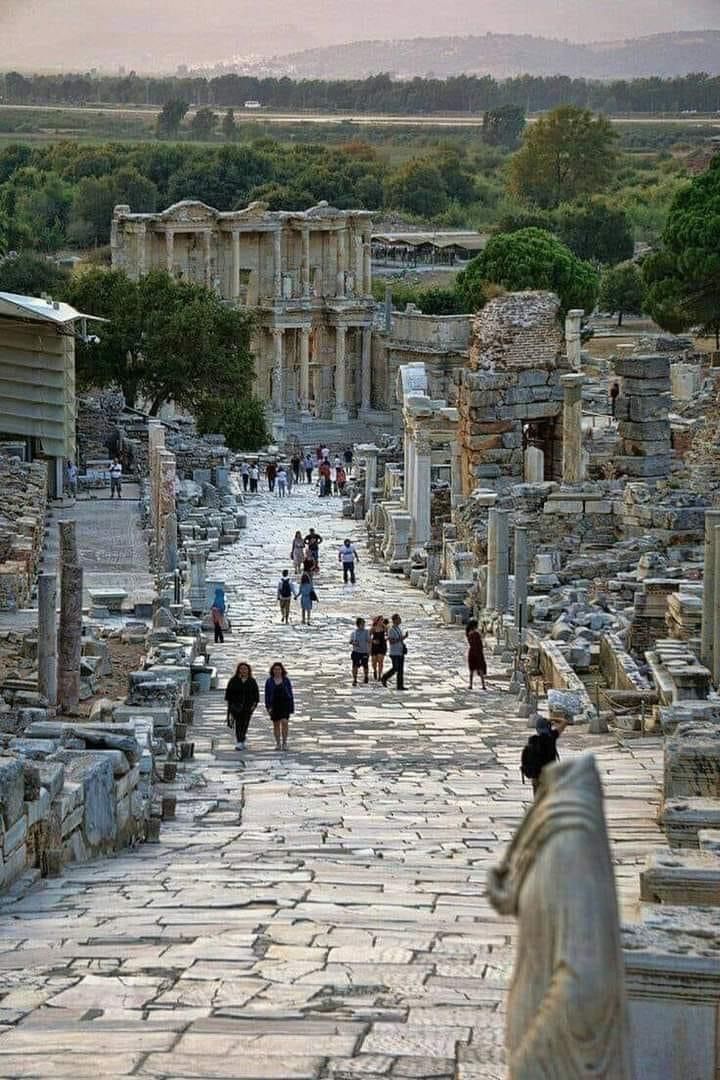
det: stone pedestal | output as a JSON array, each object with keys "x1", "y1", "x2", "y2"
[
  {"x1": 524, "y1": 445, "x2": 544, "y2": 483},
  {"x1": 187, "y1": 544, "x2": 211, "y2": 615},
  {"x1": 412, "y1": 438, "x2": 432, "y2": 548},
  {"x1": 561, "y1": 373, "x2": 585, "y2": 485},
  {"x1": 37, "y1": 572, "x2": 57, "y2": 706}
]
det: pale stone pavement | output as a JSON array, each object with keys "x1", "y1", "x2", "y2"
[{"x1": 0, "y1": 485, "x2": 664, "y2": 1078}]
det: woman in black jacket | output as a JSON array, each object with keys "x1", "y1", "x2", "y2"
[{"x1": 224, "y1": 661, "x2": 260, "y2": 751}]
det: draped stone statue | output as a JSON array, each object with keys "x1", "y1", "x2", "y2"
[{"x1": 487, "y1": 754, "x2": 634, "y2": 1079}]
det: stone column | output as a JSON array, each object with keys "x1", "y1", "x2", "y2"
[
  {"x1": 165, "y1": 228, "x2": 174, "y2": 274},
  {"x1": 159, "y1": 450, "x2": 177, "y2": 570},
  {"x1": 336, "y1": 228, "x2": 346, "y2": 297},
  {"x1": 203, "y1": 230, "x2": 212, "y2": 288},
  {"x1": 514, "y1": 524, "x2": 529, "y2": 637},
  {"x1": 561, "y1": 373, "x2": 585, "y2": 485},
  {"x1": 565, "y1": 309, "x2": 584, "y2": 371},
  {"x1": 413, "y1": 433, "x2": 432, "y2": 547},
  {"x1": 360, "y1": 326, "x2": 372, "y2": 414},
  {"x1": 136, "y1": 224, "x2": 148, "y2": 277},
  {"x1": 494, "y1": 509, "x2": 510, "y2": 614},
  {"x1": 57, "y1": 521, "x2": 82, "y2": 713},
  {"x1": 37, "y1": 572, "x2": 57, "y2": 706},
  {"x1": 273, "y1": 230, "x2": 282, "y2": 298},
  {"x1": 271, "y1": 328, "x2": 284, "y2": 418},
  {"x1": 299, "y1": 328, "x2": 311, "y2": 415},
  {"x1": 363, "y1": 234, "x2": 372, "y2": 295},
  {"x1": 333, "y1": 325, "x2": 348, "y2": 422},
  {"x1": 355, "y1": 234, "x2": 364, "y2": 291},
  {"x1": 713, "y1": 524, "x2": 720, "y2": 689},
  {"x1": 301, "y1": 227, "x2": 310, "y2": 298},
  {"x1": 701, "y1": 509, "x2": 720, "y2": 668},
  {"x1": 524, "y1": 445, "x2": 544, "y2": 483},
  {"x1": 231, "y1": 229, "x2": 241, "y2": 300},
  {"x1": 486, "y1": 507, "x2": 498, "y2": 611},
  {"x1": 450, "y1": 440, "x2": 463, "y2": 504},
  {"x1": 187, "y1": 544, "x2": 209, "y2": 615},
  {"x1": 358, "y1": 444, "x2": 379, "y2": 510}
]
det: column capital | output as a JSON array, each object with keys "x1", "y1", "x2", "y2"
[
  {"x1": 560, "y1": 372, "x2": 586, "y2": 388},
  {"x1": 270, "y1": 326, "x2": 286, "y2": 338}
]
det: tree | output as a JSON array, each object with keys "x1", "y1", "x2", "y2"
[
  {"x1": 156, "y1": 98, "x2": 189, "y2": 138},
  {"x1": 643, "y1": 157, "x2": 720, "y2": 348},
  {"x1": 196, "y1": 396, "x2": 268, "y2": 452},
  {"x1": 222, "y1": 108, "x2": 238, "y2": 141},
  {"x1": 482, "y1": 106, "x2": 526, "y2": 149},
  {"x1": 456, "y1": 227, "x2": 599, "y2": 314},
  {"x1": 556, "y1": 198, "x2": 634, "y2": 265},
  {"x1": 68, "y1": 168, "x2": 159, "y2": 245},
  {"x1": 385, "y1": 160, "x2": 449, "y2": 218},
  {"x1": 598, "y1": 261, "x2": 645, "y2": 326},
  {"x1": 63, "y1": 269, "x2": 257, "y2": 413},
  {"x1": 508, "y1": 106, "x2": 618, "y2": 210},
  {"x1": 190, "y1": 107, "x2": 217, "y2": 141},
  {"x1": 0, "y1": 252, "x2": 69, "y2": 296}
]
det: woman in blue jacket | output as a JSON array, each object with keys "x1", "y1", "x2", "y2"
[{"x1": 265, "y1": 662, "x2": 295, "y2": 751}]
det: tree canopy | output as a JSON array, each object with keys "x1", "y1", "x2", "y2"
[
  {"x1": 643, "y1": 157, "x2": 720, "y2": 346},
  {"x1": 508, "y1": 106, "x2": 619, "y2": 210},
  {"x1": 598, "y1": 261, "x2": 645, "y2": 326},
  {"x1": 555, "y1": 198, "x2": 634, "y2": 265},
  {"x1": 456, "y1": 227, "x2": 599, "y2": 314},
  {"x1": 0, "y1": 251, "x2": 70, "y2": 296}
]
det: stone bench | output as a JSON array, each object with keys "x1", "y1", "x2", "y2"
[
  {"x1": 640, "y1": 849, "x2": 720, "y2": 905},
  {"x1": 87, "y1": 588, "x2": 128, "y2": 613}
]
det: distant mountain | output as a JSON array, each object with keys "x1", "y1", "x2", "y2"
[{"x1": 210, "y1": 31, "x2": 720, "y2": 81}]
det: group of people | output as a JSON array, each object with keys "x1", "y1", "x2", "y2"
[
  {"x1": 277, "y1": 532, "x2": 361, "y2": 624},
  {"x1": 237, "y1": 446, "x2": 353, "y2": 500},
  {"x1": 348, "y1": 613, "x2": 408, "y2": 689},
  {"x1": 224, "y1": 661, "x2": 295, "y2": 752}
]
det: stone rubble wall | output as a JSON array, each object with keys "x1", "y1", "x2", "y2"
[{"x1": 0, "y1": 456, "x2": 47, "y2": 611}]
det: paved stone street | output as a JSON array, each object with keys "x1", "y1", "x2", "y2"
[{"x1": 0, "y1": 486, "x2": 663, "y2": 1079}]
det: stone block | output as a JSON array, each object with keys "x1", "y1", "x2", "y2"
[
  {"x1": 80, "y1": 757, "x2": 116, "y2": 849},
  {"x1": 3, "y1": 815, "x2": 27, "y2": 857},
  {"x1": 614, "y1": 354, "x2": 671, "y2": 380},
  {"x1": 660, "y1": 798, "x2": 720, "y2": 848},
  {"x1": 25, "y1": 786, "x2": 51, "y2": 829},
  {"x1": 0, "y1": 758, "x2": 25, "y2": 828},
  {"x1": 664, "y1": 725, "x2": 720, "y2": 799},
  {"x1": 617, "y1": 420, "x2": 671, "y2": 442},
  {"x1": 640, "y1": 851, "x2": 720, "y2": 906},
  {"x1": 34, "y1": 762, "x2": 64, "y2": 799},
  {"x1": 0, "y1": 843, "x2": 26, "y2": 888}
]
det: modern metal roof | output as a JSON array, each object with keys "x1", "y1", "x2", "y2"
[
  {"x1": 0, "y1": 291, "x2": 104, "y2": 325},
  {"x1": 371, "y1": 231, "x2": 487, "y2": 250}
]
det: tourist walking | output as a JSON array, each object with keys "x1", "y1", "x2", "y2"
[
  {"x1": 277, "y1": 569, "x2": 295, "y2": 624},
  {"x1": 276, "y1": 466, "x2": 288, "y2": 497},
  {"x1": 109, "y1": 457, "x2": 123, "y2": 499},
  {"x1": 266, "y1": 461, "x2": 277, "y2": 493},
  {"x1": 381, "y1": 613, "x2": 408, "y2": 690},
  {"x1": 225, "y1": 661, "x2": 259, "y2": 750},
  {"x1": 304, "y1": 529, "x2": 323, "y2": 572},
  {"x1": 336, "y1": 465, "x2": 347, "y2": 494},
  {"x1": 249, "y1": 463, "x2": 259, "y2": 493},
  {"x1": 210, "y1": 586, "x2": 226, "y2": 644},
  {"x1": 304, "y1": 454, "x2": 314, "y2": 484},
  {"x1": 285, "y1": 464, "x2": 293, "y2": 495},
  {"x1": 65, "y1": 460, "x2": 78, "y2": 499},
  {"x1": 291, "y1": 454, "x2": 301, "y2": 485},
  {"x1": 466, "y1": 619, "x2": 487, "y2": 690},
  {"x1": 318, "y1": 460, "x2": 331, "y2": 497},
  {"x1": 338, "y1": 538, "x2": 359, "y2": 584},
  {"x1": 343, "y1": 447, "x2": 353, "y2": 467},
  {"x1": 521, "y1": 715, "x2": 568, "y2": 795},
  {"x1": 291, "y1": 530, "x2": 305, "y2": 575},
  {"x1": 298, "y1": 572, "x2": 317, "y2": 624},
  {"x1": 370, "y1": 616, "x2": 388, "y2": 681},
  {"x1": 350, "y1": 617, "x2": 370, "y2": 685},
  {"x1": 609, "y1": 381, "x2": 620, "y2": 419},
  {"x1": 265, "y1": 663, "x2": 295, "y2": 751},
  {"x1": 240, "y1": 460, "x2": 249, "y2": 492}
]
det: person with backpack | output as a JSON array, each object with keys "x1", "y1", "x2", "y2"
[
  {"x1": 224, "y1": 661, "x2": 259, "y2": 751},
  {"x1": 276, "y1": 569, "x2": 296, "y2": 624},
  {"x1": 350, "y1": 617, "x2": 371, "y2": 686},
  {"x1": 521, "y1": 715, "x2": 568, "y2": 795},
  {"x1": 265, "y1": 662, "x2": 295, "y2": 751}
]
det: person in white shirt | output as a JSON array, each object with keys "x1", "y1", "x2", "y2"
[
  {"x1": 109, "y1": 458, "x2": 122, "y2": 499},
  {"x1": 249, "y1": 464, "x2": 259, "y2": 493},
  {"x1": 276, "y1": 468, "x2": 288, "y2": 497},
  {"x1": 338, "y1": 538, "x2": 359, "y2": 584}
]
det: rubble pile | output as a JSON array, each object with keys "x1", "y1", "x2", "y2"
[{"x1": 0, "y1": 455, "x2": 47, "y2": 610}]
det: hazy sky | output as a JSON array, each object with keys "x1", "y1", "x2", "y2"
[{"x1": 0, "y1": 0, "x2": 718, "y2": 70}]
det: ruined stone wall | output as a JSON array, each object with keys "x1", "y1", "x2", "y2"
[{"x1": 0, "y1": 456, "x2": 47, "y2": 610}]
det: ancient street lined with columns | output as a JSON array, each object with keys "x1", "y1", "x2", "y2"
[{"x1": 0, "y1": 487, "x2": 663, "y2": 1079}]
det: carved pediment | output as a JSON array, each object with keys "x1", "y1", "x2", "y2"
[
  {"x1": 159, "y1": 200, "x2": 220, "y2": 224},
  {"x1": 232, "y1": 200, "x2": 271, "y2": 223}
]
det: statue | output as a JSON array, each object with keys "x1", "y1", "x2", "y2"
[{"x1": 487, "y1": 754, "x2": 634, "y2": 1079}]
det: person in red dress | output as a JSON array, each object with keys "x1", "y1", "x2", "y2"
[{"x1": 465, "y1": 619, "x2": 487, "y2": 690}]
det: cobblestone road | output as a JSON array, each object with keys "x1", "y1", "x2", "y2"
[{"x1": 0, "y1": 487, "x2": 663, "y2": 1078}]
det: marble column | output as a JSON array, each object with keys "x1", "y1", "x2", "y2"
[
  {"x1": 136, "y1": 224, "x2": 148, "y2": 277},
  {"x1": 271, "y1": 328, "x2": 284, "y2": 418},
  {"x1": 187, "y1": 544, "x2": 209, "y2": 615},
  {"x1": 450, "y1": 440, "x2": 463, "y2": 504},
  {"x1": 561, "y1": 373, "x2": 585, "y2": 485},
  {"x1": 524, "y1": 445, "x2": 544, "y2": 483},
  {"x1": 38, "y1": 572, "x2": 57, "y2": 707},
  {"x1": 165, "y1": 228, "x2": 175, "y2": 274},
  {"x1": 514, "y1": 524, "x2": 529, "y2": 637},
  {"x1": 355, "y1": 234, "x2": 364, "y2": 291},
  {"x1": 57, "y1": 521, "x2": 82, "y2": 713},
  {"x1": 701, "y1": 509, "x2": 720, "y2": 668},
  {"x1": 231, "y1": 229, "x2": 241, "y2": 300},
  {"x1": 333, "y1": 324, "x2": 348, "y2": 422},
  {"x1": 358, "y1": 443, "x2": 379, "y2": 510},
  {"x1": 299, "y1": 328, "x2": 311, "y2": 415},
  {"x1": 413, "y1": 434, "x2": 432, "y2": 547},
  {"x1": 301, "y1": 228, "x2": 310, "y2": 298},
  {"x1": 713, "y1": 524, "x2": 720, "y2": 688},
  {"x1": 336, "y1": 228, "x2": 346, "y2": 297},
  {"x1": 494, "y1": 509, "x2": 510, "y2": 614},
  {"x1": 360, "y1": 326, "x2": 372, "y2": 413},
  {"x1": 486, "y1": 507, "x2": 498, "y2": 612},
  {"x1": 147, "y1": 421, "x2": 165, "y2": 535},
  {"x1": 159, "y1": 450, "x2": 177, "y2": 569},
  {"x1": 363, "y1": 234, "x2": 372, "y2": 295},
  {"x1": 273, "y1": 230, "x2": 282, "y2": 298},
  {"x1": 203, "y1": 230, "x2": 212, "y2": 288},
  {"x1": 565, "y1": 309, "x2": 584, "y2": 371}
]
